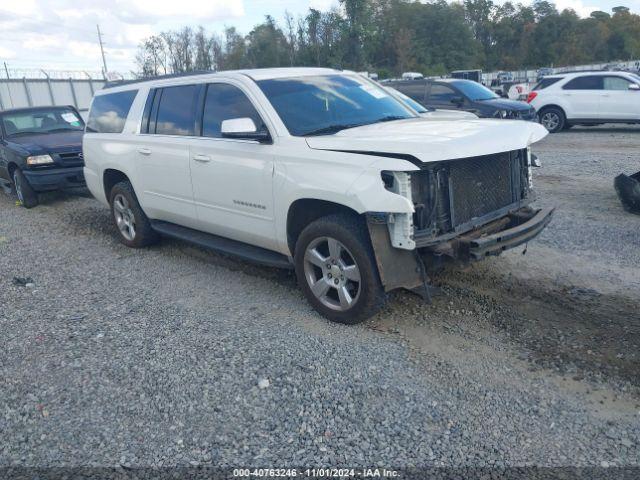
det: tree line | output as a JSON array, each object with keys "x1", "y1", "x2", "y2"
[{"x1": 135, "y1": 0, "x2": 640, "y2": 78}]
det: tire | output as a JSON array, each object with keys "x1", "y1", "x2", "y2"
[
  {"x1": 108, "y1": 180, "x2": 159, "y2": 248},
  {"x1": 13, "y1": 169, "x2": 39, "y2": 208},
  {"x1": 538, "y1": 107, "x2": 565, "y2": 133},
  {"x1": 294, "y1": 213, "x2": 385, "y2": 324}
]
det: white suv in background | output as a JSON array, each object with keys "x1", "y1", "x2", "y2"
[
  {"x1": 527, "y1": 71, "x2": 640, "y2": 132},
  {"x1": 83, "y1": 68, "x2": 551, "y2": 324}
]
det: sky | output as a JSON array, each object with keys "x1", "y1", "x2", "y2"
[{"x1": 0, "y1": 0, "x2": 638, "y2": 75}]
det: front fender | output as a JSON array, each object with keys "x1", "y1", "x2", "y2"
[{"x1": 273, "y1": 151, "x2": 419, "y2": 255}]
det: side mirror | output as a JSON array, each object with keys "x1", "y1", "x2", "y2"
[
  {"x1": 221, "y1": 118, "x2": 270, "y2": 142},
  {"x1": 629, "y1": 83, "x2": 640, "y2": 91},
  {"x1": 450, "y1": 96, "x2": 464, "y2": 106}
]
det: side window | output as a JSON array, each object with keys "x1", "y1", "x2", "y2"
[
  {"x1": 562, "y1": 76, "x2": 603, "y2": 90},
  {"x1": 86, "y1": 90, "x2": 138, "y2": 133},
  {"x1": 603, "y1": 76, "x2": 632, "y2": 91},
  {"x1": 428, "y1": 84, "x2": 457, "y2": 103},
  {"x1": 396, "y1": 81, "x2": 426, "y2": 103},
  {"x1": 154, "y1": 84, "x2": 199, "y2": 136},
  {"x1": 202, "y1": 83, "x2": 265, "y2": 138},
  {"x1": 533, "y1": 77, "x2": 563, "y2": 90}
]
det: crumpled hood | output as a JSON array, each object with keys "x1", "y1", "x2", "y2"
[
  {"x1": 5, "y1": 130, "x2": 83, "y2": 156},
  {"x1": 305, "y1": 117, "x2": 547, "y2": 163}
]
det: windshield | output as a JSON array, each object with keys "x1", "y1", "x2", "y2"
[
  {"x1": 256, "y1": 74, "x2": 415, "y2": 136},
  {"x1": 384, "y1": 87, "x2": 429, "y2": 113},
  {"x1": 451, "y1": 80, "x2": 499, "y2": 101},
  {"x1": 1, "y1": 107, "x2": 84, "y2": 137}
]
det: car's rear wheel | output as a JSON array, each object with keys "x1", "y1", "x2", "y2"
[
  {"x1": 294, "y1": 213, "x2": 385, "y2": 324},
  {"x1": 13, "y1": 169, "x2": 38, "y2": 208},
  {"x1": 109, "y1": 181, "x2": 159, "y2": 248},
  {"x1": 539, "y1": 107, "x2": 565, "y2": 133}
]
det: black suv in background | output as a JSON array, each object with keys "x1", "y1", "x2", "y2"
[
  {"x1": 0, "y1": 106, "x2": 85, "y2": 208},
  {"x1": 386, "y1": 78, "x2": 536, "y2": 120}
]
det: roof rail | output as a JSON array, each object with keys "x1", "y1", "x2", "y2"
[{"x1": 103, "y1": 70, "x2": 215, "y2": 89}]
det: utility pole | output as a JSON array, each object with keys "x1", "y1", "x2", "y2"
[
  {"x1": 4, "y1": 61, "x2": 14, "y2": 107},
  {"x1": 97, "y1": 24, "x2": 108, "y2": 79}
]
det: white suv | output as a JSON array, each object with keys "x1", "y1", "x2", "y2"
[
  {"x1": 528, "y1": 71, "x2": 640, "y2": 132},
  {"x1": 83, "y1": 68, "x2": 552, "y2": 323}
]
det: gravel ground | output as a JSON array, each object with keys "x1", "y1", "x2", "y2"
[{"x1": 1, "y1": 126, "x2": 639, "y2": 474}]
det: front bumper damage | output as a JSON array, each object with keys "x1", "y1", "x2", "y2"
[{"x1": 367, "y1": 206, "x2": 555, "y2": 293}]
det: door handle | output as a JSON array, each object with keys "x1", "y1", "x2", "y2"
[
  {"x1": 193, "y1": 154, "x2": 211, "y2": 163},
  {"x1": 138, "y1": 147, "x2": 151, "y2": 155}
]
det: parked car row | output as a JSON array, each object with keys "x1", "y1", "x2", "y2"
[{"x1": 2, "y1": 67, "x2": 554, "y2": 324}]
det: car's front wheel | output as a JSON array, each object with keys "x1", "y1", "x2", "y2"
[
  {"x1": 13, "y1": 169, "x2": 38, "y2": 208},
  {"x1": 538, "y1": 107, "x2": 565, "y2": 133},
  {"x1": 294, "y1": 213, "x2": 385, "y2": 324},
  {"x1": 109, "y1": 181, "x2": 159, "y2": 248}
]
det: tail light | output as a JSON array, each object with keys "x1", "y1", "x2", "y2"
[{"x1": 526, "y1": 91, "x2": 538, "y2": 103}]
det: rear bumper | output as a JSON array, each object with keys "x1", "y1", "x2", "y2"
[
  {"x1": 23, "y1": 166, "x2": 85, "y2": 192},
  {"x1": 466, "y1": 207, "x2": 554, "y2": 259}
]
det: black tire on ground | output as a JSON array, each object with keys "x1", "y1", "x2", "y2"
[
  {"x1": 108, "y1": 180, "x2": 159, "y2": 248},
  {"x1": 538, "y1": 106, "x2": 566, "y2": 133},
  {"x1": 12, "y1": 169, "x2": 39, "y2": 208},
  {"x1": 294, "y1": 212, "x2": 385, "y2": 324}
]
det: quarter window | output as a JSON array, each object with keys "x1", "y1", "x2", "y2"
[
  {"x1": 562, "y1": 76, "x2": 603, "y2": 90},
  {"x1": 603, "y1": 76, "x2": 632, "y2": 90},
  {"x1": 202, "y1": 83, "x2": 265, "y2": 138},
  {"x1": 86, "y1": 90, "x2": 137, "y2": 133},
  {"x1": 154, "y1": 85, "x2": 199, "y2": 136}
]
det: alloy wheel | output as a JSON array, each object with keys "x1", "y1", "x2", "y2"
[
  {"x1": 303, "y1": 236, "x2": 361, "y2": 311},
  {"x1": 541, "y1": 112, "x2": 560, "y2": 131},
  {"x1": 113, "y1": 193, "x2": 136, "y2": 241}
]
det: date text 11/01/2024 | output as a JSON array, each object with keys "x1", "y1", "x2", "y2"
[{"x1": 233, "y1": 468, "x2": 400, "y2": 477}]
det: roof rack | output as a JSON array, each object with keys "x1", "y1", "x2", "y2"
[{"x1": 103, "y1": 70, "x2": 215, "y2": 89}]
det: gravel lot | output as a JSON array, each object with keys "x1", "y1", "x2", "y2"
[{"x1": 1, "y1": 126, "x2": 639, "y2": 474}]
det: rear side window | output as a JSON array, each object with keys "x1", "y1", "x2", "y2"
[
  {"x1": 86, "y1": 90, "x2": 137, "y2": 133},
  {"x1": 154, "y1": 85, "x2": 200, "y2": 136},
  {"x1": 202, "y1": 83, "x2": 265, "y2": 138},
  {"x1": 533, "y1": 77, "x2": 563, "y2": 90},
  {"x1": 428, "y1": 84, "x2": 457, "y2": 102},
  {"x1": 562, "y1": 76, "x2": 603, "y2": 90}
]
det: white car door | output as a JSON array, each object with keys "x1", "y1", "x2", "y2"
[
  {"x1": 560, "y1": 75, "x2": 603, "y2": 119},
  {"x1": 188, "y1": 82, "x2": 277, "y2": 251},
  {"x1": 135, "y1": 84, "x2": 199, "y2": 227},
  {"x1": 599, "y1": 76, "x2": 640, "y2": 121}
]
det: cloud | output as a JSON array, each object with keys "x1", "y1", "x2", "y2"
[
  {"x1": 554, "y1": 0, "x2": 600, "y2": 17},
  {"x1": 0, "y1": 0, "x2": 247, "y2": 73},
  {"x1": 0, "y1": 46, "x2": 17, "y2": 59}
]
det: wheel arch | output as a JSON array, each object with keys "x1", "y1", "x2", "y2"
[
  {"x1": 286, "y1": 198, "x2": 361, "y2": 257},
  {"x1": 538, "y1": 103, "x2": 567, "y2": 117},
  {"x1": 103, "y1": 169, "x2": 131, "y2": 199}
]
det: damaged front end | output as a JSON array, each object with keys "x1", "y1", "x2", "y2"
[{"x1": 367, "y1": 148, "x2": 554, "y2": 293}]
